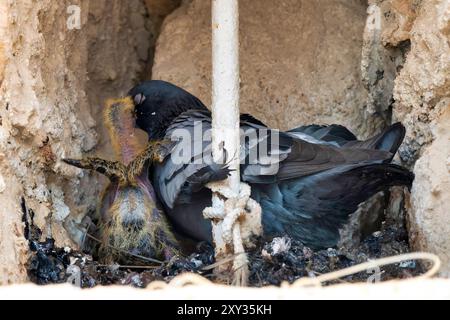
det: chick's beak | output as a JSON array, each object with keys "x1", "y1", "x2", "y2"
[{"x1": 127, "y1": 96, "x2": 138, "y2": 127}]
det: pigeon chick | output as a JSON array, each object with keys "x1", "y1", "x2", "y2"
[{"x1": 64, "y1": 97, "x2": 179, "y2": 264}]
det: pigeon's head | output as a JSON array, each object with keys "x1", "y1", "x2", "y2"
[{"x1": 129, "y1": 80, "x2": 208, "y2": 140}]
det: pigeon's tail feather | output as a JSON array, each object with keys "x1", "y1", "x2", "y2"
[
  {"x1": 374, "y1": 122, "x2": 406, "y2": 154},
  {"x1": 346, "y1": 163, "x2": 414, "y2": 191},
  {"x1": 259, "y1": 163, "x2": 414, "y2": 249},
  {"x1": 345, "y1": 123, "x2": 406, "y2": 158}
]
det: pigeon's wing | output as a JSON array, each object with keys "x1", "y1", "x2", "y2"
[
  {"x1": 343, "y1": 123, "x2": 406, "y2": 156},
  {"x1": 153, "y1": 110, "x2": 278, "y2": 208},
  {"x1": 152, "y1": 110, "x2": 229, "y2": 210},
  {"x1": 274, "y1": 138, "x2": 394, "y2": 181},
  {"x1": 259, "y1": 163, "x2": 414, "y2": 248},
  {"x1": 155, "y1": 110, "x2": 282, "y2": 208},
  {"x1": 255, "y1": 123, "x2": 406, "y2": 181},
  {"x1": 154, "y1": 111, "x2": 402, "y2": 207},
  {"x1": 287, "y1": 124, "x2": 357, "y2": 146},
  {"x1": 288, "y1": 122, "x2": 406, "y2": 155},
  {"x1": 241, "y1": 120, "x2": 395, "y2": 183},
  {"x1": 239, "y1": 116, "x2": 291, "y2": 183}
]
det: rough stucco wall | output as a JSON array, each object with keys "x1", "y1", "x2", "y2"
[
  {"x1": 364, "y1": 0, "x2": 450, "y2": 275},
  {"x1": 0, "y1": 0, "x2": 153, "y2": 284},
  {"x1": 141, "y1": 0, "x2": 182, "y2": 78},
  {"x1": 152, "y1": 0, "x2": 383, "y2": 136},
  {"x1": 386, "y1": 0, "x2": 449, "y2": 275},
  {"x1": 409, "y1": 107, "x2": 450, "y2": 276},
  {"x1": 392, "y1": 0, "x2": 449, "y2": 164}
]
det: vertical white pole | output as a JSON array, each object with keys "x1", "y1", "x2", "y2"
[
  {"x1": 211, "y1": 0, "x2": 240, "y2": 181},
  {"x1": 210, "y1": 0, "x2": 243, "y2": 280}
]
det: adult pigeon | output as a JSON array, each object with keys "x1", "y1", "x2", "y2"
[{"x1": 129, "y1": 80, "x2": 413, "y2": 249}]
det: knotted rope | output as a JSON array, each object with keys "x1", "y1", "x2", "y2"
[{"x1": 203, "y1": 181, "x2": 262, "y2": 286}]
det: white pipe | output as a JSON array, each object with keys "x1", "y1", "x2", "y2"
[
  {"x1": 210, "y1": 0, "x2": 241, "y2": 265},
  {"x1": 211, "y1": 0, "x2": 240, "y2": 180}
]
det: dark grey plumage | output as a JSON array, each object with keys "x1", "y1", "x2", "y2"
[{"x1": 129, "y1": 80, "x2": 413, "y2": 249}]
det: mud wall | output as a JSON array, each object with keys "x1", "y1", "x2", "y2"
[
  {"x1": 0, "y1": 0, "x2": 159, "y2": 284},
  {"x1": 153, "y1": 0, "x2": 380, "y2": 135},
  {"x1": 360, "y1": 0, "x2": 449, "y2": 275}
]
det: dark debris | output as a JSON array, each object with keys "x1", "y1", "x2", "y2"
[
  {"x1": 23, "y1": 195, "x2": 423, "y2": 288},
  {"x1": 247, "y1": 204, "x2": 423, "y2": 286}
]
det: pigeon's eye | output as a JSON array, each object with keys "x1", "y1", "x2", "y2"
[{"x1": 134, "y1": 93, "x2": 146, "y2": 105}]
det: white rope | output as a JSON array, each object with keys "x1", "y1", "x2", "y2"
[
  {"x1": 143, "y1": 252, "x2": 441, "y2": 290},
  {"x1": 290, "y1": 252, "x2": 441, "y2": 287},
  {"x1": 203, "y1": 181, "x2": 262, "y2": 286}
]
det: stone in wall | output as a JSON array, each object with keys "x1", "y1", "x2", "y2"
[
  {"x1": 143, "y1": 0, "x2": 183, "y2": 77},
  {"x1": 366, "y1": 0, "x2": 450, "y2": 275},
  {"x1": 361, "y1": 2, "x2": 412, "y2": 120},
  {"x1": 145, "y1": 0, "x2": 182, "y2": 17},
  {"x1": 152, "y1": 0, "x2": 383, "y2": 136},
  {"x1": 408, "y1": 106, "x2": 450, "y2": 276}
]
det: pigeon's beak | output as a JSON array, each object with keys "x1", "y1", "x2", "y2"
[
  {"x1": 62, "y1": 158, "x2": 84, "y2": 169},
  {"x1": 133, "y1": 93, "x2": 146, "y2": 106}
]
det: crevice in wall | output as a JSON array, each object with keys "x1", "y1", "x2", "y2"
[
  {"x1": 69, "y1": 0, "x2": 184, "y2": 247},
  {"x1": 142, "y1": 0, "x2": 182, "y2": 79}
]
